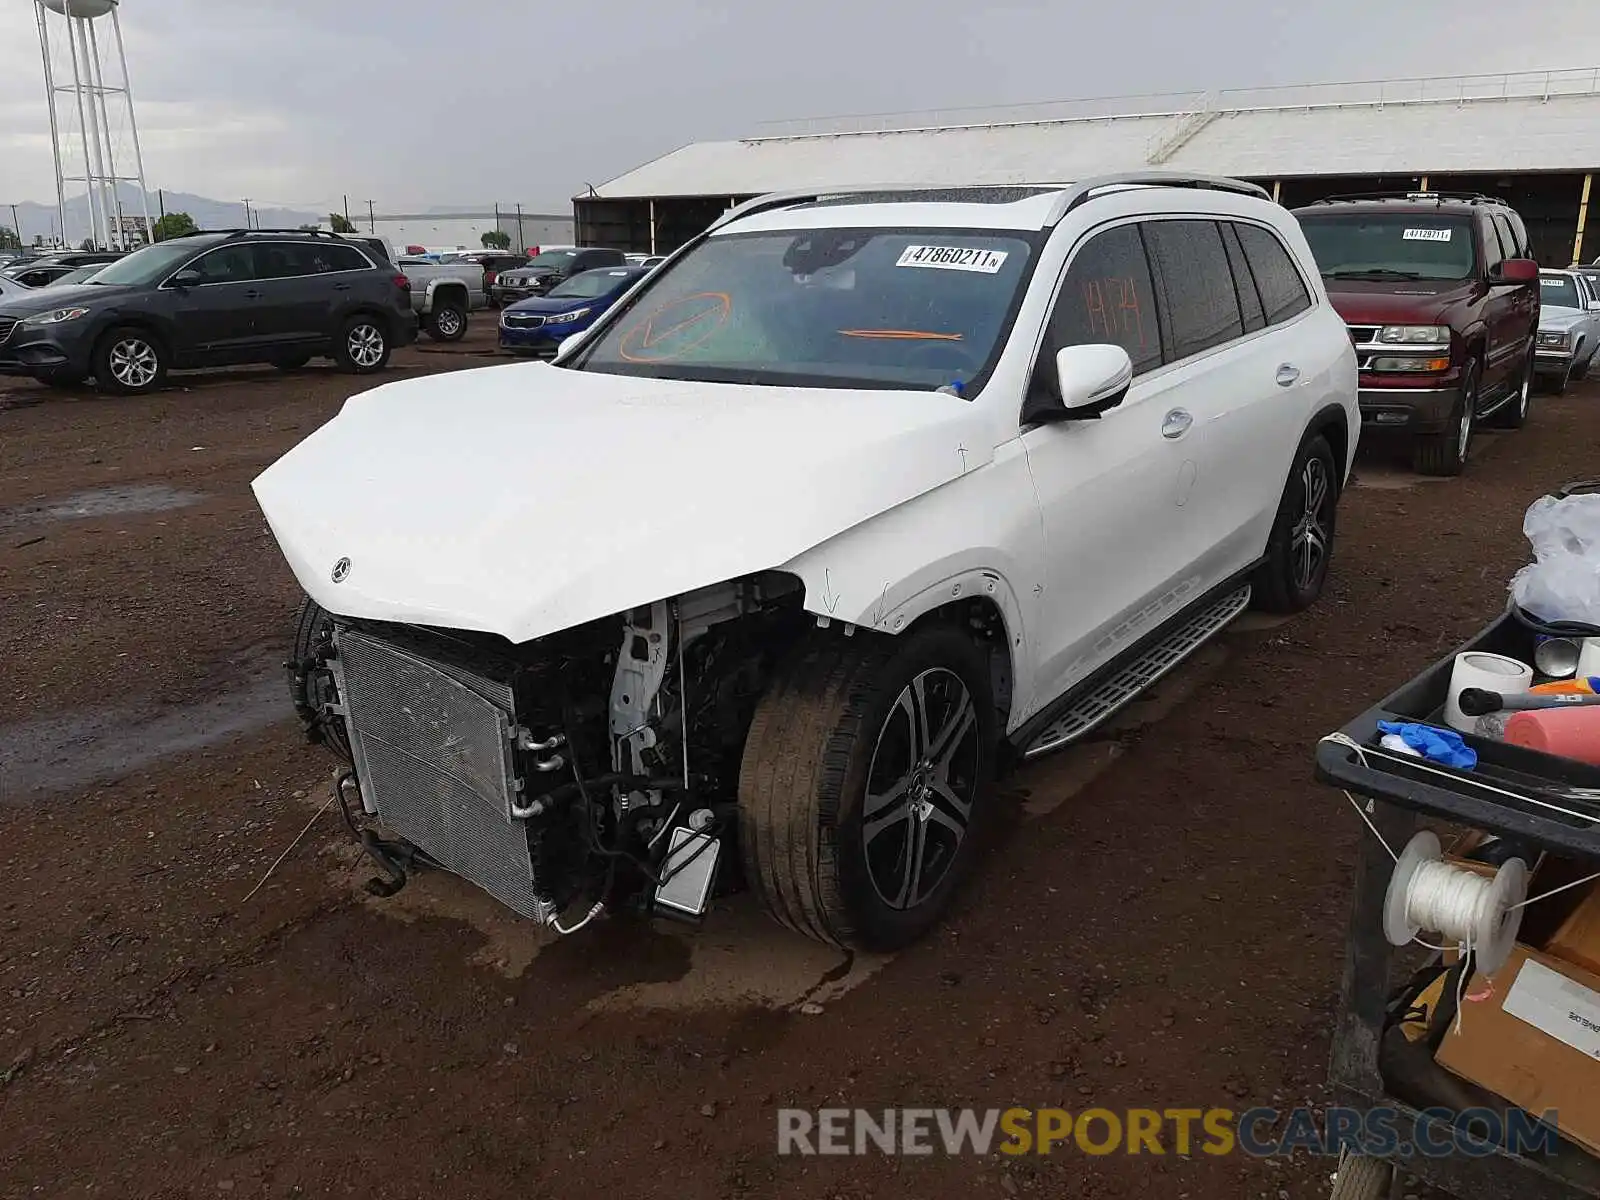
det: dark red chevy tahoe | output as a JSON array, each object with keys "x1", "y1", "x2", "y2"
[{"x1": 1292, "y1": 192, "x2": 1540, "y2": 476}]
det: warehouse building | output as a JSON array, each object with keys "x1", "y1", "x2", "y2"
[{"x1": 575, "y1": 67, "x2": 1600, "y2": 266}]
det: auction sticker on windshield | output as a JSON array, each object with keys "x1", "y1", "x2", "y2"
[
  {"x1": 896, "y1": 245, "x2": 1009, "y2": 273},
  {"x1": 1401, "y1": 229, "x2": 1453, "y2": 242}
]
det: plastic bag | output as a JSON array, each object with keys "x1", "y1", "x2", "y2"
[{"x1": 1509, "y1": 493, "x2": 1600, "y2": 624}]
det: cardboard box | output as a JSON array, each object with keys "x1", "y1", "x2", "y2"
[
  {"x1": 1547, "y1": 882, "x2": 1600, "y2": 978},
  {"x1": 1436, "y1": 945, "x2": 1600, "y2": 1155}
]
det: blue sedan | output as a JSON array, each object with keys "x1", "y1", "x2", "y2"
[{"x1": 499, "y1": 265, "x2": 651, "y2": 358}]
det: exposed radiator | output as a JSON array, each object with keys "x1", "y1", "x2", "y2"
[{"x1": 330, "y1": 626, "x2": 555, "y2": 922}]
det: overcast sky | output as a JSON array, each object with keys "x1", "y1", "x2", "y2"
[{"x1": 1, "y1": 0, "x2": 1597, "y2": 212}]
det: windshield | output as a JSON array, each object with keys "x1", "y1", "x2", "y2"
[
  {"x1": 88, "y1": 240, "x2": 210, "y2": 286},
  {"x1": 526, "y1": 249, "x2": 580, "y2": 270},
  {"x1": 1541, "y1": 274, "x2": 1583, "y2": 310},
  {"x1": 570, "y1": 227, "x2": 1036, "y2": 391},
  {"x1": 1297, "y1": 214, "x2": 1477, "y2": 282},
  {"x1": 548, "y1": 269, "x2": 636, "y2": 300},
  {"x1": 52, "y1": 266, "x2": 102, "y2": 286}
]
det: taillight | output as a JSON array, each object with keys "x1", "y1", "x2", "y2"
[{"x1": 394, "y1": 274, "x2": 411, "y2": 292}]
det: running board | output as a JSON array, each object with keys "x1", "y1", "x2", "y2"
[{"x1": 1022, "y1": 584, "x2": 1252, "y2": 759}]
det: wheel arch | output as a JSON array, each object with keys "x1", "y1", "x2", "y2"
[
  {"x1": 787, "y1": 561, "x2": 1031, "y2": 733},
  {"x1": 1304, "y1": 402, "x2": 1352, "y2": 485},
  {"x1": 426, "y1": 280, "x2": 468, "y2": 309}
]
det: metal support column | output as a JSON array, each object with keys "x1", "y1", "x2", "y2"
[
  {"x1": 648, "y1": 199, "x2": 657, "y2": 255},
  {"x1": 1575, "y1": 174, "x2": 1594, "y2": 265}
]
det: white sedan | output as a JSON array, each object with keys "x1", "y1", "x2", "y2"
[{"x1": 1536, "y1": 269, "x2": 1600, "y2": 393}]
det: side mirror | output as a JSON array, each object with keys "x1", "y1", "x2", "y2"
[
  {"x1": 1492, "y1": 258, "x2": 1539, "y2": 285},
  {"x1": 170, "y1": 269, "x2": 202, "y2": 289},
  {"x1": 1037, "y1": 343, "x2": 1134, "y2": 421}
]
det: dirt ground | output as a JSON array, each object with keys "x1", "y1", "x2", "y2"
[{"x1": 1, "y1": 320, "x2": 1596, "y2": 1200}]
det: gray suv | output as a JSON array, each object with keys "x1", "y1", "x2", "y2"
[{"x1": 0, "y1": 229, "x2": 418, "y2": 394}]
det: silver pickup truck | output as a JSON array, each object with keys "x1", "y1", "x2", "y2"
[{"x1": 394, "y1": 256, "x2": 487, "y2": 342}]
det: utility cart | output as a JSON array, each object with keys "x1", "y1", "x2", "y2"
[{"x1": 1316, "y1": 589, "x2": 1600, "y2": 1199}]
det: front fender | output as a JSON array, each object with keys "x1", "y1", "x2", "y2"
[{"x1": 779, "y1": 445, "x2": 1045, "y2": 728}]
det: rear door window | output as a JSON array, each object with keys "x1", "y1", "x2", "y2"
[
  {"x1": 1235, "y1": 224, "x2": 1312, "y2": 325},
  {"x1": 1143, "y1": 219, "x2": 1245, "y2": 360},
  {"x1": 1047, "y1": 222, "x2": 1163, "y2": 376},
  {"x1": 186, "y1": 244, "x2": 259, "y2": 284}
]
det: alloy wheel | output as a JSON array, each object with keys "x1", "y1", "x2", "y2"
[
  {"x1": 108, "y1": 337, "x2": 159, "y2": 390},
  {"x1": 862, "y1": 668, "x2": 981, "y2": 911},
  {"x1": 435, "y1": 309, "x2": 463, "y2": 337},
  {"x1": 1291, "y1": 456, "x2": 1332, "y2": 593},
  {"x1": 348, "y1": 324, "x2": 385, "y2": 367}
]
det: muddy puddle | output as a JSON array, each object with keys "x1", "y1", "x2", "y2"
[
  {"x1": 0, "y1": 484, "x2": 205, "y2": 535},
  {"x1": 0, "y1": 664, "x2": 285, "y2": 802}
]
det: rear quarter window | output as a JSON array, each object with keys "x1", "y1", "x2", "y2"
[{"x1": 1235, "y1": 224, "x2": 1311, "y2": 325}]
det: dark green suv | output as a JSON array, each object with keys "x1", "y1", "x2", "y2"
[{"x1": 0, "y1": 229, "x2": 418, "y2": 394}]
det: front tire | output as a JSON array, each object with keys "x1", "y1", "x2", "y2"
[
  {"x1": 737, "y1": 625, "x2": 996, "y2": 952},
  {"x1": 335, "y1": 315, "x2": 391, "y2": 374},
  {"x1": 1413, "y1": 358, "x2": 1478, "y2": 477},
  {"x1": 94, "y1": 326, "x2": 167, "y2": 395},
  {"x1": 1252, "y1": 433, "x2": 1339, "y2": 614},
  {"x1": 425, "y1": 301, "x2": 467, "y2": 342}
]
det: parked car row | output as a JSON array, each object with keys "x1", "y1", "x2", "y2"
[{"x1": 0, "y1": 228, "x2": 418, "y2": 393}]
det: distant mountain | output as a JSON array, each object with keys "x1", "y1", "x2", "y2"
[{"x1": 6, "y1": 185, "x2": 322, "y2": 247}]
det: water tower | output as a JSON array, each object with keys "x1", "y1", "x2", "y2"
[{"x1": 32, "y1": 0, "x2": 153, "y2": 250}]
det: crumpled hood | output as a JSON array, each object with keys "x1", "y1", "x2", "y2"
[{"x1": 252, "y1": 363, "x2": 991, "y2": 643}]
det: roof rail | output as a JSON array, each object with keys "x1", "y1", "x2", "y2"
[
  {"x1": 705, "y1": 184, "x2": 933, "y2": 233},
  {"x1": 174, "y1": 227, "x2": 357, "y2": 240},
  {"x1": 1048, "y1": 171, "x2": 1271, "y2": 223},
  {"x1": 1306, "y1": 190, "x2": 1505, "y2": 206},
  {"x1": 707, "y1": 173, "x2": 1271, "y2": 234}
]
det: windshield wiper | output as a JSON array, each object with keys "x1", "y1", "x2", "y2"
[{"x1": 1323, "y1": 268, "x2": 1426, "y2": 281}]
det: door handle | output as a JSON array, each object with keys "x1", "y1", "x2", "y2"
[
  {"x1": 334, "y1": 283, "x2": 352, "y2": 291},
  {"x1": 243, "y1": 289, "x2": 262, "y2": 300},
  {"x1": 1276, "y1": 363, "x2": 1301, "y2": 387},
  {"x1": 1161, "y1": 409, "x2": 1193, "y2": 439}
]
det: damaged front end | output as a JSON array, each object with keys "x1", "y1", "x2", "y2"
[{"x1": 290, "y1": 572, "x2": 809, "y2": 933}]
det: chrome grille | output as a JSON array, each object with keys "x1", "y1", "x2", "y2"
[
  {"x1": 331, "y1": 627, "x2": 554, "y2": 922},
  {"x1": 0, "y1": 317, "x2": 16, "y2": 346},
  {"x1": 503, "y1": 313, "x2": 546, "y2": 329}
]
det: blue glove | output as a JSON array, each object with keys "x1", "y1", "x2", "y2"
[{"x1": 1377, "y1": 721, "x2": 1478, "y2": 769}]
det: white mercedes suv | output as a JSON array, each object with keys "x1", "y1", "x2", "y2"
[{"x1": 255, "y1": 172, "x2": 1359, "y2": 952}]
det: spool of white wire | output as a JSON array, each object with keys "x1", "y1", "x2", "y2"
[{"x1": 1382, "y1": 831, "x2": 1529, "y2": 975}]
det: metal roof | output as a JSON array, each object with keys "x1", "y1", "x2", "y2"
[{"x1": 592, "y1": 68, "x2": 1600, "y2": 201}]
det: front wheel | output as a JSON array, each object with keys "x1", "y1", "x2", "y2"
[
  {"x1": 94, "y1": 326, "x2": 167, "y2": 395},
  {"x1": 1252, "y1": 433, "x2": 1339, "y2": 614},
  {"x1": 335, "y1": 316, "x2": 391, "y2": 374},
  {"x1": 737, "y1": 625, "x2": 996, "y2": 952},
  {"x1": 425, "y1": 302, "x2": 467, "y2": 342},
  {"x1": 1413, "y1": 359, "x2": 1478, "y2": 477}
]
